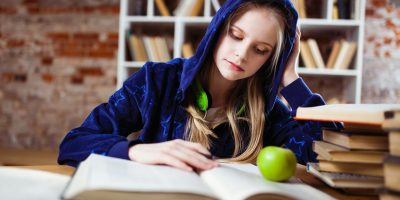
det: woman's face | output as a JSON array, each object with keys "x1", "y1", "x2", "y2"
[{"x1": 213, "y1": 7, "x2": 279, "y2": 82}]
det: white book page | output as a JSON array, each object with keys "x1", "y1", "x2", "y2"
[
  {"x1": 84, "y1": 154, "x2": 216, "y2": 198},
  {"x1": 0, "y1": 167, "x2": 70, "y2": 200},
  {"x1": 200, "y1": 163, "x2": 335, "y2": 200}
]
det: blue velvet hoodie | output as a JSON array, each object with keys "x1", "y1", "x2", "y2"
[{"x1": 58, "y1": 0, "x2": 338, "y2": 167}]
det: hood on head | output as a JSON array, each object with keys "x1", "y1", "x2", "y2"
[{"x1": 178, "y1": 0, "x2": 298, "y2": 114}]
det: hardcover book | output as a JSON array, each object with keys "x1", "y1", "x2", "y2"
[{"x1": 62, "y1": 154, "x2": 334, "y2": 200}]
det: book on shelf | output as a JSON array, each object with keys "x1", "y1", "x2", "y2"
[
  {"x1": 182, "y1": 42, "x2": 194, "y2": 58},
  {"x1": 332, "y1": 40, "x2": 357, "y2": 70},
  {"x1": 326, "y1": 40, "x2": 341, "y2": 68},
  {"x1": 295, "y1": 104, "x2": 400, "y2": 129},
  {"x1": 127, "y1": 33, "x2": 148, "y2": 62},
  {"x1": 337, "y1": 0, "x2": 351, "y2": 19},
  {"x1": 291, "y1": 0, "x2": 307, "y2": 19},
  {"x1": 332, "y1": 0, "x2": 339, "y2": 20},
  {"x1": 154, "y1": 36, "x2": 172, "y2": 62},
  {"x1": 306, "y1": 163, "x2": 383, "y2": 189},
  {"x1": 384, "y1": 155, "x2": 400, "y2": 192},
  {"x1": 389, "y1": 131, "x2": 400, "y2": 156},
  {"x1": 155, "y1": 0, "x2": 171, "y2": 16},
  {"x1": 322, "y1": 129, "x2": 389, "y2": 150},
  {"x1": 190, "y1": 0, "x2": 204, "y2": 16},
  {"x1": 318, "y1": 160, "x2": 383, "y2": 177},
  {"x1": 299, "y1": 40, "x2": 316, "y2": 68},
  {"x1": 62, "y1": 154, "x2": 335, "y2": 200},
  {"x1": 174, "y1": 0, "x2": 204, "y2": 17},
  {"x1": 142, "y1": 36, "x2": 158, "y2": 61},
  {"x1": 313, "y1": 140, "x2": 386, "y2": 164},
  {"x1": 306, "y1": 38, "x2": 325, "y2": 69}
]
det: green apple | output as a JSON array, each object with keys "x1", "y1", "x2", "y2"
[{"x1": 256, "y1": 146, "x2": 297, "y2": 182}]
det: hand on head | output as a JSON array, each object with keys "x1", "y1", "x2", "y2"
[
  {"x1": 128, "y1": 139, "x2": 219, "y2": 172},
  {"x1": 282, "y1": 26, "x2": 301, "y2": 87}
]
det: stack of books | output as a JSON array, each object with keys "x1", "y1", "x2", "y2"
[
  {"x1": 295, "y1": 104, "x2": 400, "y2": 196},
  {"x1": 381, "y1": 129, "x2": 400, "y2": 199}
]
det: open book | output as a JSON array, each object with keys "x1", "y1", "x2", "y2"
[{"x1": 62, "y1": 154, "x2": 334, "y2": 200}]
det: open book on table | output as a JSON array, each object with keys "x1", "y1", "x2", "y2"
[{"x1": 62, "y1": 154, "x2": 334, "y2": 200}]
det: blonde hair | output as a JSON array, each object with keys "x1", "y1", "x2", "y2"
[{"x1": 184, "y1": 2, "x2": 288, "y2": 163}]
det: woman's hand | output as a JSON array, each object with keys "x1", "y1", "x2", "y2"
[
  {"x1": 128, "y1": 139, "x2": 219, "y2": 172},
  {"x1": 282, "y1": 26, "x2": 301, "y2": 87}
]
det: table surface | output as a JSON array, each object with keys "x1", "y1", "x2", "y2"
[{"x1": 15, "y1": 164, "x2": 379, "y2": 200}]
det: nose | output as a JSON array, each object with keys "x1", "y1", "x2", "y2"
[{"x1": 234, "y1": 41, "x2": 250, "y2": 62}]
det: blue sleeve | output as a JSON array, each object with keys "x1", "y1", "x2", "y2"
[
  {"x1": 58, "y1": 66, "x2": 148, "y2": 167},
  {"x1": 265, "y1": 78, "x2": 342, "y2": 165}
]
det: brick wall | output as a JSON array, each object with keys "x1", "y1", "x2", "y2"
[
  {"x1": 0, "y1": 0, "x2": 399, "y2": 150},
  {"x1": 0, "y1": 0, "x2": 119, "y2": 150},
  {"x1": 363, "y1": 0, "x2": 400, "y2": 103}
]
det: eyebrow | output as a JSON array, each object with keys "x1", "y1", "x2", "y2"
[{"x1": 231, "y1": 25, "x2": 274, "y2": 49}]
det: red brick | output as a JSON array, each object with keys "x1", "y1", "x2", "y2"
[
  {"x1": 73, "y1": 32, "x2": 99, "y2": 41},
  {"x1": 371, "y1": 0, "x2": 388, "y2": 8},
  {"x1": 385, "y1": 19, "x2": 396, "y2": 30},
  {"x1": 47, "y1": 32, "x2": 70, "y2": 41},
  {"x1": 23, "y1": 0, "x2": 38, "y2": 5},
  {"x1": 383, "y1": 37, "x2": 392, "y2": 44},
  {"x1": 41, "y1": 74, "x2": 54, "y2": 83},
  {"x1": 7, "y1": 39, "x2": 25, "y2": 48},
  {"x1": 78, "y1": 68, "x2": 104, "y2": 77},
  {"x1": 107, "y1": 32, "x2": 119, "y2": 41},
  {"x1": 88, "y1": 50, "x2": 115, "y2": 58},
  {"x1": 2, "y1": 73, "x2": 14, "y2": 82},
  {"x1": 365, "y1": 8, "x2": 375, "y2": 17},
  {"x1": 0, "y1": 6, "x2": 17, "y2": 14},
  {"x1": 70, "y1": 75, "x2": 84, "y2": 84},
  {"x1": 41, "y1": 57, "x2": 53, "y2": 65}
]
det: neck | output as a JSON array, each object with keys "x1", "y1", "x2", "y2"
[{"x1": 207, "y1": 66, "x2": 237, "y2": 108}]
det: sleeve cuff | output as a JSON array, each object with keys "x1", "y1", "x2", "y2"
[
  {"x1": 280, "y1": 78, "x2": 313, "y2": 110},
  {"x1": 108, "y1": 139, "x2": 143, "y2": 160}
]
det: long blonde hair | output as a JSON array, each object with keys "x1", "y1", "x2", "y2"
[{"x1": 184, "y1": 2, "x2": 288, "y2": 163}]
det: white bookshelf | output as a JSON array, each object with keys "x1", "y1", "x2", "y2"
[{"x1": 117, "y1": 0, "x2": 366, "y2": 104}]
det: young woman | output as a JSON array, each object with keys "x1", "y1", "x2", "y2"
[{"x1": 58, "y1": 0, "x2": 339, "y2": 171}]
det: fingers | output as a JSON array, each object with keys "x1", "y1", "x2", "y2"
[{"x1": 129, "y1": 140, "x2": 219, "y2": 172}]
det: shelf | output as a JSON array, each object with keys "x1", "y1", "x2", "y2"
[
  {"x1": 124, "y1": 61, "x2": 146, "y2": 68},
  {"x1": 299, "y1": 19, "x2": 361, "y2": 27},
  {"x1": 118, "y1": 0, "x2": 366, "y2": 103},
  {"x1": 297, "y1": 68, "x2": 358, "y2": 77}
]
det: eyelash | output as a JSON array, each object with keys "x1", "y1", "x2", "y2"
[{"x1": 228, "y1": 30, "x2": 268, "y2": 55}]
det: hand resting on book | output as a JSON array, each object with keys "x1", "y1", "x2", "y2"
[{"x1": 128, "y1": 139, "x2": 219, "y2": 172}]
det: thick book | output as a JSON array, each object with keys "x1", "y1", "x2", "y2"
[
  {"x1": 299, "y1": 40, "x2": 317, "y2": 68},
  {"x1": 295, "y1": 104, "x2": 400, "y2": 130},
  {"x1": 307, "y1": 38, "x2": 325, "y2": 68},
  {"x1": 322, "y1": 129, "x2": 389, "y2": 150},
  {"x1": 326, "y1": 40, "x2": 341, "y2": 68},
  {"x1": 389, "y1": 131, "x2": 400, "y2": 156},
  {"x1": 155, "y1": 0, "x2": 171, "y2": 16},
  {"x1": 62, "y1": 154, "x2": 334, "y2": 200},
  {"x1": 384, "y1": 155, "x2": 400, "y2": 192},
  {"x1": 306, "y1": 163, "x2": 383, "y2": 189},
  {"x1": 318, "y1": 160, "x2": 383, "y2": 177},
  {"x1": 313, "y1": 140, "x2": 386, "y2": 164}
]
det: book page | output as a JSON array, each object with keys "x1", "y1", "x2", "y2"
[
  {"x1": 200, "y1": 163, "x2": 335, "y2": 200},
  {"x1": 0, "y1": 167, "x2": 70, "y2": 200},
  {"x1": 67, "y1": 154, "x2": 216, "y2": 199}
]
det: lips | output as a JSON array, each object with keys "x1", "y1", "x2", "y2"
[{"x1": 226, "y1": 60, "x2": 244, "y2": 72}]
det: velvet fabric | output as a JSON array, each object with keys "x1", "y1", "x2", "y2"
[{"x1": 58, "y1": 0, "x2": 340, "y2": 167}]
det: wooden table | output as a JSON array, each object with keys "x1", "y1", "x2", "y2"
[{"x1": 16, "y1": 164, "x2": 378, "y2": 200}]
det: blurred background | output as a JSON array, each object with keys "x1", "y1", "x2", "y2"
[{"x1": 0, "y1": 0, "x2": 399, "y2": 164}]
